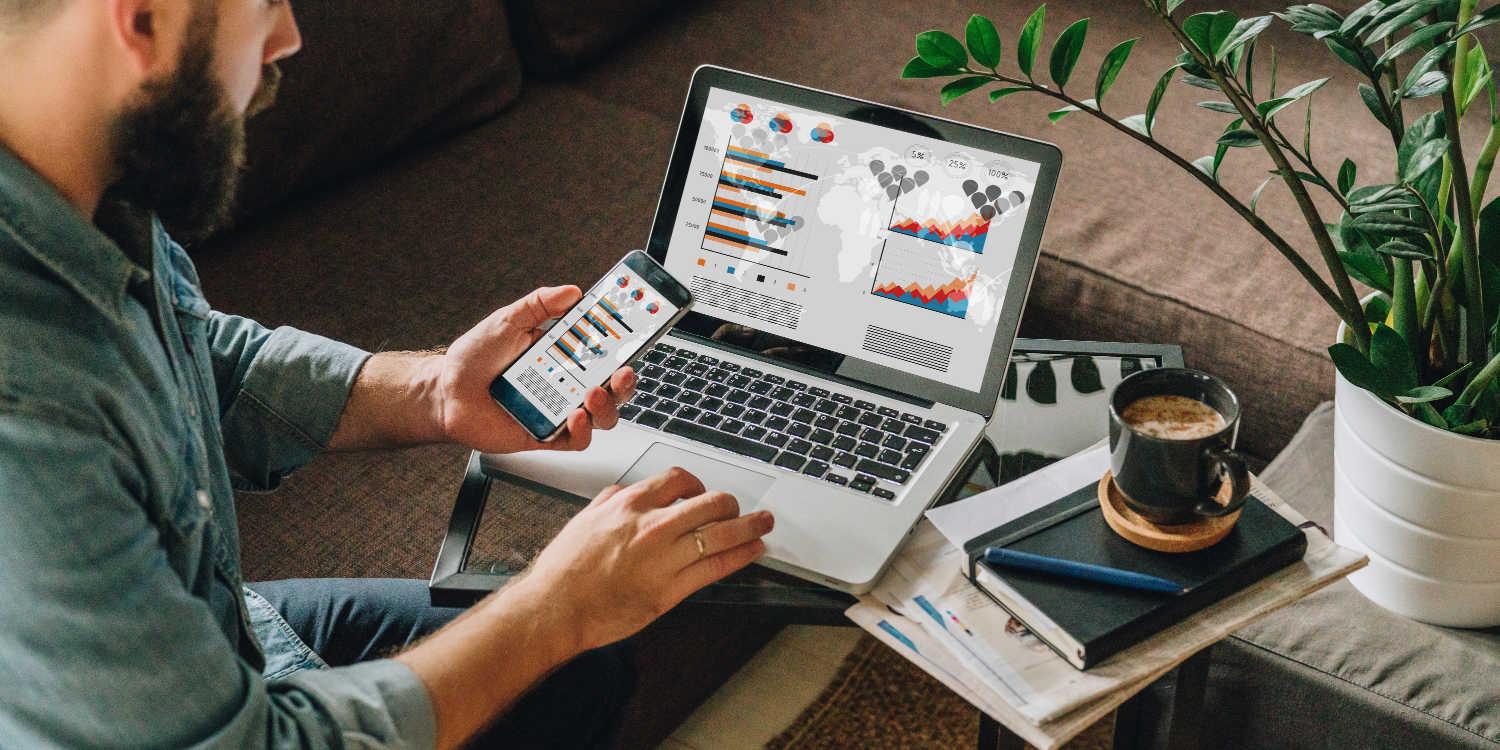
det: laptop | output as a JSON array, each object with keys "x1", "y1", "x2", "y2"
[{"x1": 484, "y1": 65, "x2": 1061, "y2": 593}]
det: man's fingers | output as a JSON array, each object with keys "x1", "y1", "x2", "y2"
[
  {"x1": 674, "y1": 511, "x2": 774, "y2": 570},
  {"x1": 667, "y1": 539, "x2": 767, "y2": 604},
  {"x1": 556, "y1": 409, "x2": 593, "y2": 452},
  {"x1": 623, "y1": 467, "x2": 706, "y2": 510},
  {"x1": 582, "y1": 387, "x2": 619, "y2": 431},
  {"x1": 588, "y1": 483, "x2": 625, "y2": 508},
  {"x1": 607, "y1": 367, "x2": 637, "y2": 404},
  {"x1": 659, "y1": 491, "x2": 741, "y2": 535},
  {"x1": 491, "y1": 286, "x2": 581, "y2": 342}
]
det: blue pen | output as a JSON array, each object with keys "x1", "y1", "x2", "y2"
[
  {"x1": 877, "y1": 620, "x2": 920, "y2": 653},
  {"x1": 983, "y1": 547, "x2": 1186, "y2": 594}
]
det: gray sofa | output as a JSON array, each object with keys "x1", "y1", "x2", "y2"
[{"x1": 192, "y1": 0, "x2": 1499, "y2": 746}]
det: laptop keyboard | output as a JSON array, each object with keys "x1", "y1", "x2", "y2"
[{"x1": 619, "y1": 342, "x2": 947, "y2": 500}]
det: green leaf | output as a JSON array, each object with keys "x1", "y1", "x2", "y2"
[
  {"x1": 1220, "y1": 15, "x2": 1273, "y2": 59},
  {"x1": 1359, "y1": 82, "x2": 1391, "y2": 127},
  {"x1": 989, "y1": 86, "x2": 1029, "y2": 102},
  {"x1": 1479, "y1": 195, "x2": 1500, "y2": 268},
  {"x1": 1249, "y1": 176, "x2": 1275, "y2": 214},
  {"x1": 1365, "y1": 1, "x2": 1443, "y2": 45},
  {"x1": 940, "y1": 76, "x2": 992, "y2": 105},
  {"x1": 1374, "y1": 22, "x2": 1456, "y2": 69},
  {"x1": 1181, "y1": 74, "x2": 1222, "y2": 91},
  {"x1": 1402, "y1": 137, "x2": 1450, "y2": 181},
  {"x1": 1017, "y1": 5, "x2": 1047, "y2": 78},
  {"x1": 1329, "y1": 342, "x2": 1394, "y2": 398},
  {"x1": 1119, "y1": 113, "x2": 1150, "y2": 136},
  {"x1": 901, "y1": 56, "x2": 960, "y2": 79},
  {"x1": 1094, "y1": 38, "x2": 1138, "y2": 105},
  {"x1": 1183, "y1": 10, "x2": 1240, "y2": 60},
  {"x1": 1443, "y1": 401, "x2": 1474, "y2": 425},
  {"x1": 1400, "y1": 41, "x2": 1455, "y2": 94},
  {"x1": 1166, "y1": 0, "x2": 1189, "y2": 13},
  {"x1": 1398, "y1": 385, "x2": 1454, "y2": 404},
  {"x1": 1326, "y1": 37, "x2": 1372, "y2": 75},
  {"x1": 1433, "y1": 362, "x2": 1475, "y2": 390},
  {"x1": 1451, "y1": 418, "x2": 1489, "y2": 435},
  {"x1": 1192, "y1": 143, "x2": 1230, "y2": 181},
  {"x1": 1375, "y1": 238, "x2": 1434, "y2": 260},
  {"x1": 1281, "y1": 76, "x2": 1331, "y2": 102},
  {"x1": 1275, "y1": 4, "x2": 1345, "y2": 36},
  {"x1": 1049, "y1": 18, "x2": 1089, "y2": 88},
  {"x1": 1398, "y1": 110, "x2": 1445, "y2": 174},
  {"x1": 1461, "y1": 40, "x2": 1492, "y2": 113},
  {"x1": 1348, "y1": 183, "x2": 1403, "y2": 205},
  {"x1": 1402, "y1": 71, "x2": 1449, "y2": 98},
  {"x1": 1340, "y1": 249, "x2": 1394, "y2": 292},
  {"x1": 1338, "y1": 158, "x2": 1357, "y2": 196},
  {"x1": 966, "y1": 15, "x2": 1002, "y2": 69},
  {"x1": 1457, "y1": 4, "x2": 1500, "y2": 36},
  {"x1": 1198, "y1": 100, "x2": 1239, "y2": 113},
  {"x1": 1371, "y1": 323, "x2": 1420, "y2": 393},
  {"x1": 1145, "y1": 63, "x2": 1182, "y2": 137},
  {"x1": 1339, "y1": 1, "x2": 1387, "y2": 37},
  {"x1": 1217, "y1": 129, "x2": 1261, "y2": 147},
  {"x1": 1048, "y1": 103, "x2": 1090, "y2": 122},
  {"x1": 1354, "y1": 211, "x2": 1430, "y2": 239},
  {"x1": 917, "y1": 30, "x2": 968, "y2": 70},
  {"x1": 1351, "y1": 198, "x2": 1422, "y2": 213}
]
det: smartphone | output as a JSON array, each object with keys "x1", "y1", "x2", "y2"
[{"x1": 490, "y1": 250, "x2": 694, "y2": 441}]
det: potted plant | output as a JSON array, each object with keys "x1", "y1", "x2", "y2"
[{"x1": 902, "y1": 1, "x2": 1500, "y2": 626}]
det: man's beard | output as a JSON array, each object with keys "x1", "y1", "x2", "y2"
[{"x1": 106, "y1": 33, "x2": 280, "y2": 242}]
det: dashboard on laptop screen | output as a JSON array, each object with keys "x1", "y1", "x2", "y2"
[{"x1": 659, "y1": 85, "x2": 1045, "y2": 396}]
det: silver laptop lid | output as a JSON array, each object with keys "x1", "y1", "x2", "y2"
[{"x1": 645, "y1": 66, "x2": 1062, "y2": 417}]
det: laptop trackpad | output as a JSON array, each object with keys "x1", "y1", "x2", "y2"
[{"x1": 617, "y1": 443, "x2": 774, "y2": 511}]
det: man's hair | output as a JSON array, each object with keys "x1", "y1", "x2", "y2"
[{"x1": 0, "y1": 0, "x2": 65, "y2": 25}]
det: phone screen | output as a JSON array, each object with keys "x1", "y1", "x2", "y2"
[{"x1": 491, "y1": 253, "x2": 688, "y2": 439}]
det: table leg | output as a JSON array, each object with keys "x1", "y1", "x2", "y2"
[
  {"x1": 1111, "y1": 647, "x2": 1213, "y2": 750},
  {"x1": 977, "y1": 713, "x2": 1026, "y2": 750}
]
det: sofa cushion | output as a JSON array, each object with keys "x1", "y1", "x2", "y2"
[
  {"x1": 232, "y1": 0, "x2": 522, "y2": 224},
  {"x1": 1151, "y1": 403, "x2": 1500, "y2": 748},
  {"x1": 505, "y1": 0, "x2": 676, "y2": 75}
]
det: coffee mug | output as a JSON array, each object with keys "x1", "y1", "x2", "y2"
[{"x1": 1107, "y1": 367, "x2": 1251, "y2": 525}]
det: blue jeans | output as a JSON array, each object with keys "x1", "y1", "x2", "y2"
[{"x1": 248, "y1": 579, "x2": 634, "y2": 749}]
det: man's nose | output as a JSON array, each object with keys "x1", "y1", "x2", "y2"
[{"x1": 264, "y1": 5, "x2": 302, "y2": 65}]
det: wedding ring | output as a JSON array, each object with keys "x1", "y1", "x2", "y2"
[{"x1": 693, "y1": 530, "x2": 707, "y2": 559}]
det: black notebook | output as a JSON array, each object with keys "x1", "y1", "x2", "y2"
[{"x1": 962, "y1": 484, "x2": 1307, "y2": 669}]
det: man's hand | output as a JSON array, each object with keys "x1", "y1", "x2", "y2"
[
  {"x1": 395, "y1": 467, "x2": 774, "y2": 749},
  {"x1": 434, "y1": 285, "x2": 636, "y2": 454},
  {"x1": 327, "y1": 286, "x2": 635, "y2": 454},
  {"x1": 524, "y1": 467, "x2": 774, "y2": 652}
]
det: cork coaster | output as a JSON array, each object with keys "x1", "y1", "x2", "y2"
[{"x1": 1097, "y1": 471, "x2": 1241, "y2": 553}]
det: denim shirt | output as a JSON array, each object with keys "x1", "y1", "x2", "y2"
[{"x1": 0, "y1": 145, "x2": 436, "y2": 748}]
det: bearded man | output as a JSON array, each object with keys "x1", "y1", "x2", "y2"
[{"x1": 0, "y1": 2, "x2": 774, "y2": 747}]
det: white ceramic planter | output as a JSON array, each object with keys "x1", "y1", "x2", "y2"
[{"x1": 1333, "y1": 371, "x2": 1500, "y2": 627}]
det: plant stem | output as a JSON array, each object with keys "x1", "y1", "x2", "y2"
[
  {"x1": 1457, "y1": 347, "x2": 1500, "y2": 404},
  {"x1": 1472, "y1": 121, "x2": 1500, "y2": 214},
  {"x1": 1155, "y1": 7, "x2": 1371, "y2": 352},
  {"x1": 1440, "y1": 58, "x2": 1488, "y2": 365},
  {"x1": 967, "y1": 68, "x2": 1351, "y2": 324}
]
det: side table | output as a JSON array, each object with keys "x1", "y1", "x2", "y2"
[{"x1": 431, "y1": 338, "x2": 1194, "y2": 748}]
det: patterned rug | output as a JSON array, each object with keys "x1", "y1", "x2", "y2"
[{"x1": 766, "y1": 634, "x2": 1113, "y2": 750}]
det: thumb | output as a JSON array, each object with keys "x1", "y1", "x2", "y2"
[{"x1": 475, "y1": 285, "x2": 582, "y2": 362}]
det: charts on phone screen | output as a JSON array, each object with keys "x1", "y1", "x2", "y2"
[
  {"x1": 662, "y1": 88, "x2": 1040, "y2": 393},
  {"x1": 503, "y1": 266, "x2": 678, "y2": 423}
]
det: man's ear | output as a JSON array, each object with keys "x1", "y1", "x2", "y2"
[{"x1": 105, "y1": 0, "x2": 177, "y2": 78}]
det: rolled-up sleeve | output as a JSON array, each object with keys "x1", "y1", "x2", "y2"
[
  {"x1": 0, "y1": 404, "x2": 435, "y2": 749},
  {"x1": 206, "y1": 312, "x2": 370, "y2": 491}
]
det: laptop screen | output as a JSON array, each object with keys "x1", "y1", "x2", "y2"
[{"x1": 648, "y1": 68, "x2": 1060, "y2": 415}]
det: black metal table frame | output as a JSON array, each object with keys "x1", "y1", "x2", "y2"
[{"x1": 430, "y1": 338, "x2": 1205, "y2": 747}]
